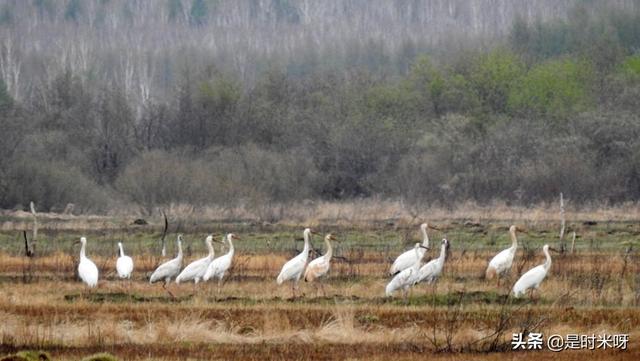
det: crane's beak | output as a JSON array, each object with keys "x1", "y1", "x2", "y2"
[
  {"x1": 329, "y1": 234, "x2": 337, "y2": 241},
  {"x1": 548, "y1": 247, "x2": 560, "y2": 253},
  {"x1": 419, "y1": 245, "x2": 429, "y2": 250},
  {"x1": 232, "y1": 235, "x2": 241, "y2": 240},
  {"x1": 72, "y1": 240, "x2": 80, "y2": 245},
  {"x1": 428, "y1": 225, "x2": 439, "y2": 230}
]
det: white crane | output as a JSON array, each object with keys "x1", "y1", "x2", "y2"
[
  {"x1": 116, "y1": 242, "x2": 134, "y2": 279},
  {"x1": 385, "y1": 243, "x2": 428, "y2": 299},
  {"x1": 415, "y1": 238, "x2": 449, "y2": 285},
  {"x1": 150, "y1": 235, "x2": 184, "y2": 296},
  {"x1": 277, "y1": 228, "x2": 316, "y2": 296},
  {"x1": 512, "y1": 244, "x2": 554, "y2": 298},
  {"x1": 389, "y1": 223, "x2": 437, "y2": 275},
  {"x1": 304, "y1": 233, "x2": 337, "y2": 296},
  {"x1": 76, "y1": 237, "x2": 99, "y2": 288},
  {"x1": 486, "y1": 225, "x2": 519, "y2": 285},
  {"x1": 203, "y1": 233, "x2": 240, "y2": 292},
  {"x1": 176, "y1": 234, "x2": 218, "y2": 284}
]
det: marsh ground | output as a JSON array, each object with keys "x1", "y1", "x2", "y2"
[{"x1": 0, "y1": 211, "x2": 638, "y2": 360}]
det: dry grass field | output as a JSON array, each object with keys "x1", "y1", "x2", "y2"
[{"x1": 0, "y1": 206, "x2": 639, "y2": 360}]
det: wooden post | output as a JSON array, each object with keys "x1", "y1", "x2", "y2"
[
  {"x1": 570, "y1": 231, "x2": 576, "y2": 254},
  {"x1": 30, "y1": 201, "x2": 38, "y2": 246},
  {"x1": 24, "y1": 201, "x2": 37, "y2": 257},
  {"x1": 559, "y1": 193, "x2": 566, "y2": 253}
]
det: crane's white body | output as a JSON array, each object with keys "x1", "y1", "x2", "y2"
[
  {"x1": 390, "y1": 223, "x2": 431, "y2": 275},
  {"x1": 150, "y1": 236, "x2": 183, "y2": 284},
  {"x1": 386, "y1": 243, "x2": 424, "y2": 297},
  {"x1": 204, "y1": 233, "x2": 236, "y2": 283},
  {"x1": 277, "y1": 228, "x2": 313, "y2": 286},
  {"x1": 116, "y1": 242, "x2": 134, "y2": 279},
  {"x1": 513, "y1": 245, "x2": 552, "y2": 297},
  {"x1": 304, "y1": 234, "x2": 335, "y2": 282},
  {"x1": 176, "y1": 235, "x2": 215, "y2": 284},
  {"x1": 78, "y1": 237, "x2": 99, "y2": 287},
  {"x1": 416, "y1": 239, "x2": 448, "y2": 284},
  {"x1": 486, "y1": 225, "x2": 518, "y2": 279}
]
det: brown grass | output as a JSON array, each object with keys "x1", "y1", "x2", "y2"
[
  {"x1": 1, "y1": 245, "x2": 638, "y2": 360},
  {"x1": 4, "y1": 200, "x2": 640, "y2": 231},
  {"x1": 1, "y1": 212, "x2": 638, "y2": 360}
]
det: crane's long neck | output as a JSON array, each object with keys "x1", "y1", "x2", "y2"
[
  {"x1": 437, "y1": 244, "x2": 447, "y2": 266},
  {"x1": 421, "y1": 226, "x2": 429, "y2": 248},
  {"x1": 177, "y1": 240, "x2": 183, "y2": 261},
  {"x1": 413, "y1": 247, "x2": 422, "y2": 269},
  {"x1": 80, "y1": 242, "x2": 86, "y2": 260},
  {"x1": 227, "y1": 235, "x2": 234, "y2": 257},
  {"x1": 543, "y1": 247, "x2": 552, "y2": 271},
  {"x1": 510, "y1": 229, "x2": 518, "y2": 250},
  {"x1": 205, "y1": 237, "x2": 215, "y2": 259},
  {"x1": 118, "y1": 243, "x2": 125, "y2": 257},
  {"x1": 323, "y1": 237, "x2": 333, "y2": 261},
  {"x1": 302, "y1": 232, "x2": 311, "y2": 255}
]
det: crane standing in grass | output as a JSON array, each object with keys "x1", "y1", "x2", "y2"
[
  {"x1": 150, "y1": 234, "x2": 183, "y2": 296},
  {"x1": 176, "y1": 234, "x2": 218, "y2": 285},
  {"x1": 304, "y1": 233, "x2": 338, "y2": 296},
  {"x1": 389, "y1": 223, "x2": 437, "y2": 275},
  {"x1": 203, "y1": 233, "x2": 240, "y2": 293},
  {"x1": 116, "y1": 242, "x2": 134, "y2": 279},
  {"x1": 277, "y1": 228, "x2": 316, "y2": 297},
  {"x1": 386, "y1": 243, "x2": 428, "y2": 299},
  {"x1": 486, "y1": 225, "x2": 519, "y2": 286},
  {"x1": 512, "y1": 244, "x2": 555, "y2": 299},
  {"x1": 76, "y1": 237, "x2": 99, "y2": 288},
  {"x1": 415, "y1": 238, "x2": 449, "y2": 287}
]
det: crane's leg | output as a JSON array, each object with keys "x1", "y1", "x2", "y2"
[
  {"x1": 291, "y1": 281, "x2": 297, "y2": 299},
  {"x1": 192, "y1": 279, "x2": 199, "y2": 296},
  {"x1": 163, "y1": 279, "x2": 176, "y2": 299},
  {"x1": 320, "y1": 282, "x2": 326, "y2": 298}
]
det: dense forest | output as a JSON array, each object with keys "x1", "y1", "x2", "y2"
[{"x1": 1, "y1": 0, "x2": 640, "y2": 214}]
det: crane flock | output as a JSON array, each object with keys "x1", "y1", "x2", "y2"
[{"x1": 73, "y1": 223, "x2": 556, "y2": 300}]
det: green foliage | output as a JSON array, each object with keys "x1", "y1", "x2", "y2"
[
  {"x1": 0, "y1": 350, "x2": 51, "y2": 361},
  {"x1": 33, "y1": 0, "x2": 55, "y2": 19},
  {"x1": 509, "y1": 5, "x2": 640, "y2": 64},
  {"x1": 620, "y1": 55, "x2": 640, "y2": 80},
  {"x1": 167, "y1": 0, "x2": 183, "y2": 21},
  {"x1": 0, "y1": 4, "x2": 13, "y2": 25},
  {"x1": 64, "y1": 0, "x2": 83, "y2": 22},
  {"x1": 469, "y1": 48, "x2": 525, "y2": 115},
  {"x1": 406, "y1": 56, "x2": 480, "y2": 117},
  {"x1": 2, "y1": 1, "x2": 640, "y2": 210},
  {"x1": 81, "y1": 353, "x2": 118, "y2": 361},
  {"x1": 0, "y1": 78, "x2": 13, "y2": 112},
  {"x1": 272, "y1": 0, "x2": 299, "y2": 24},
  {"x1": 508, "y1": 58, "x2": 593, "y2": 118},
  {"x1": 189, "y1": 0, "x2": 207, "y2": 26},
  {"x1": 610, "y1": 10, "x2": 640, "y2": 51}
]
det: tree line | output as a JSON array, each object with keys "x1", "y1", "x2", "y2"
[{"x1": 0, "y1": 1, "x2": 639, "y2": 213}]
